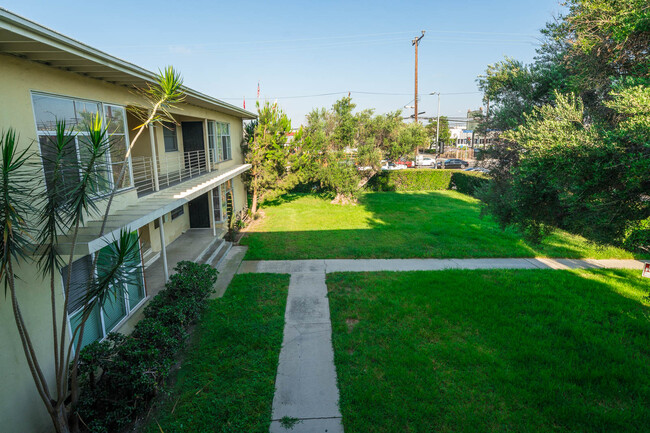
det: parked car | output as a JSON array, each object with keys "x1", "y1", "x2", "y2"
[
  {"x1": 417, "y1": 156, "x2": 436, "y2": 167},
  {"x1": 382, "y1": 161, "x2": 407, "y2": 170},
  {"x1": 399, "y1": 158, "x2": 415, "y2": 168},
  {"x1": 440, "y1": 159, "x2": 469, "y2": 169}
]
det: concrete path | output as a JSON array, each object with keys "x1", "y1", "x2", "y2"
[
  {"x1": 239, "y1": 258, "x2": 645, "y2": 274},
  {"x1": 243, "y1": 257, "x2": 645, "y2": 433},
  {"x1": 268, "y1": 271, "x2": 344, "y2": 433}
]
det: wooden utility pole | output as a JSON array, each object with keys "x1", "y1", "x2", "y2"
[{"x1": 412, "y1": 31, "x2": 425, "y2": 123}]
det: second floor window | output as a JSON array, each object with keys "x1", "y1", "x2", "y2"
[
  {"x1": 207, "y1": 121, "x2": 231, "y2": 163},
  {"x1": 163, "y1": 122, "x2": 178, "y2": 152},
  {"x1": 32, "y1": 93, "x2": 133, "y2": 195}
]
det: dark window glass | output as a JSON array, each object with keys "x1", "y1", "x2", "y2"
[
  {"x1": 163, "y1": 122, "x2": 178, "y2": 152},
  {"x1": 171, "y1": 206, "x2": 184, "y2": 220}
]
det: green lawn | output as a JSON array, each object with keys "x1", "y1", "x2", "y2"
[
  {"x1": 142, "y1": 273, "x2": 289, "y2": 433},
  {"x1": 241, "y1": 192, "x2": 640, "y2": 260},
  {"x1": 327, "y1": 269, "x2": 650, "y2": 433}
]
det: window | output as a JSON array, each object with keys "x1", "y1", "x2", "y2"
[
  {"x1": 207, "y1": 121, "x2": 231, "y2": 163},
  {"x1": 171, "y1": 205, "x2": 184, "y2": 220},
  {"x1": 163, "y1": 122, "x2": 178, "y2": 152},
  {"x1": 32, "y1": 93, "x2": 133, "y2": 195},
  {"x1": 62, "y1": 234, "x2": 145, "y2": 350}
]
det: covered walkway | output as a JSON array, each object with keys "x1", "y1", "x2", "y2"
[{"x1": 117, "y1": 228, "x2": 218, "y2": 334}]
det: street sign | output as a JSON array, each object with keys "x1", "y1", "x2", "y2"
[{"x1": 643, "y1": 263, "x2": 650, "y2": 278}]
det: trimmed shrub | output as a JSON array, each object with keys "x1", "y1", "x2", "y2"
[
  {"x1": 451, "y1": 171, "x2": 489, "y2": 196},
  {"x1": 76, "y1": 261, "x2": 217, "y2": 433},
  {"x1": 370, "y1": 169, "x2": 454, "y2": 191}
]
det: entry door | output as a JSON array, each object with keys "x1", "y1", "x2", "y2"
[
  {"x1": 188, "y1": 193, "x2": 210, "y2": 228},
  {"x1": 181, "y1": 121, "x2": 206, "y2": 172}
]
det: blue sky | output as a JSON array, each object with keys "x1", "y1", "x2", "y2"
[{"x1": 3, "y1": 0, "x2": 564, "y2": 126}]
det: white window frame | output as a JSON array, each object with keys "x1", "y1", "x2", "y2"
[
  {"x1": 31, "y1": 92, "x2": 135, "y2": 197},
  {"x1": 207, "y1": 121, "x2": 232, "y2": 163}
]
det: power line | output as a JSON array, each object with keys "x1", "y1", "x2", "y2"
[{"x1": 220, "y1": 90, "x2": 482, "y2": 100}]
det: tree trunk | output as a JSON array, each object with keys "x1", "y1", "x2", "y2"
[
  {"x1": 52, "y1": 404, "x2": 71, "y2": 433},
  {"x1": 251, "y1": 180, "x2": 259, "y2": 215},
  {"x1": 331, "y1": 192, "x2": 356, "y2": 205}
]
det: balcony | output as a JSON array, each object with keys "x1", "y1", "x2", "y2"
[{"x1": 132, "y1": 149, "x2": 211, "y2": 196}]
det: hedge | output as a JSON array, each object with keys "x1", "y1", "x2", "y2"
[
  {"x1": 451, "y1": 171, "x2": 490, "y2": 196},
  {"x1": 76, "y1": 261, "x2": 218, "y2": 433},
  {"x1": 370, "y1": 169, "x2": 454, "y2": 191},
  {"x1": 369, "y1": 169, "x2": 488, "y2": 195}
]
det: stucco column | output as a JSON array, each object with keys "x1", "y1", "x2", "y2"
[
  {"x1": 209, "y1": 188, "x2": 217, "y2": 237},
  {"x1": 158, "y1": 216, "x2": 169, "y2": 281},
  {"x1": 203, "y1": 119, "x2": 211, "y2": 172},
  {"x1": 149, "y1": 125, "x2": 160, "y2": 192}
]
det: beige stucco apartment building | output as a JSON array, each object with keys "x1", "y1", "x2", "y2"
[{"x1": 0, "y1": 8, "x2": 255, "y2": 432}]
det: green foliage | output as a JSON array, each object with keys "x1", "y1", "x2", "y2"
[
  {"x1": 76, "y1": 261, "x2": 217, "y2": 433},
  {"x1": 142, "y1": 273, "x2": 289, "y2": 433},
  {"x1": 451, "y1": 171, "x2": 489, "y2": 196},
  {"x1": 477, "y1": 1, "x2": 650, "y2": 249},
  {"x1": 244, "y1": 101, "x2": 298, "y2": 213},
  {"x1": 425, "y1": 116, "x2": 453, "y2": 152},
  {"x1": 301, "y1": 97, "x2": 430, "y2": 202},
  {"x1": 370, "y1": 170, "x2": 488, "y2": 194},
  {"x1": 371, "y1": 169, "x2": 453, "y2": 191},
  {"x1": 482, "y1": 90, "x2": 650, "y2": 246}
]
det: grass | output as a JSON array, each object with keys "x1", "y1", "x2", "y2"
[
  {"x1": 327, "y1": 269, "x2": 650, "y2": 433},
  {"x1": 141, "y1": 273, "x2": 289, "y2": 433},
  {"x1": 241, "y1": 192, "x2": 640, "y2": 260}
]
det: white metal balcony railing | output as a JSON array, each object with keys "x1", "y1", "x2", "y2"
[{"x1": 131, "y1": 149, "x2": 212, "y2": 196}]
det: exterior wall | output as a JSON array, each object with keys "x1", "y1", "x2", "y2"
[
  {"x1": 148, "y1": 204, "x2": 191, "y2": 252},
  {"x1": 0, "y1": 53, "x2": 250, "y2": 432},
  {"x1": 0, "y1": 261, "x2": 64, "y2": 433}
]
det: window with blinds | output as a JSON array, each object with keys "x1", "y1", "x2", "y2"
[
  {"x1": 32, "y1": 93, "x2": 133, "y2": 195},
  {"x1": 62, "y1": 234, "x2": 145, "y2": 350}
]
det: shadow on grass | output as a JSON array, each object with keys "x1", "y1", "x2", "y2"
[{"x1": 242, "y1": 192, "x2": 643, "y2": 260}]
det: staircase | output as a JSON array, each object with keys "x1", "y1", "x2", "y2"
[{"x1": 196, "y1": 237, "x2": 232, "y2": 269}]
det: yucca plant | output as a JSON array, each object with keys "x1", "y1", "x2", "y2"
[
  {"x1": 98, "y1": 66, "x2": 185, "y2": 237},
  {"x1": 1, "y1": 66, "x2": 186, "y2": 433}
]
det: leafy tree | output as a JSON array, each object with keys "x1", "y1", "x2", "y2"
[
  {"x1": 300, "y1": 98, "x2": 423, "y2": 204},
  {"x1": 476, "y1": 1, "x2": 650, "y2": 251},
  {"x1": 425, "y1": 116, "x2": 452, "y2": 152},
  {"x1": 392, "y1": 122, "x2": 428, "y2": 161},
  {"x1": 244, "y1": 101, "x2": 299, "y2": 214},
  {"x1": 0, "y1": 68, "x2": 185, "y2": 433}
]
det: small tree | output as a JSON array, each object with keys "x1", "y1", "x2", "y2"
[
  {"x1": 0, "y1": 67, "x2": 185, "y2": 433},
  {"x1": 425, "y1": 116, "x2": 452, "y2": 153},
  {"x1": 244, "y1": 101, "x2": 298, "y2": 214}
]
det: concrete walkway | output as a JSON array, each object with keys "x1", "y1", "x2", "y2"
[
  {"x1": 239, "y1": 257, "x2": 645, "y2": 433},
  {"x1": 239, "y1": 257, "x2": 645, "y2": 274},
  {"x1": 268, "y1": 271, "x2": 343, "y2": 433}
]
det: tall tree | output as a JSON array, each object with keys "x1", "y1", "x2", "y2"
[
  {"x1": 476, "y1": 0, "x2": 650, "y2": 250},
  {"x1": 244, "y1": 101, "x2": 297, "y2": 214}
]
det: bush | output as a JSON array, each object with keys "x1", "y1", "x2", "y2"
[
  {"x1": 369, "y1": 169, "x2": 489, "y2": 194},
  {"x1": 76, "y1": 261, "x2": 217, "y2": 433},
  {"x1": 451, "y1": 171, "x2": 489, "y2": 196},
  {"x1": 370, "y1": 169, "x2": 454, "y2": 191}
]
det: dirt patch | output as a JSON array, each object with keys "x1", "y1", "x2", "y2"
[
  {"x1": 240, "y1": 209, "x2": 266, "y2": 233},
  {"x1": 346, "y1": 318, "x2": 359, "y2": 333}
]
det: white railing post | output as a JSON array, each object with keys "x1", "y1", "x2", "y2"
[{"x1": 158, "y1": 216, "x2": 169, "y2": 281}]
